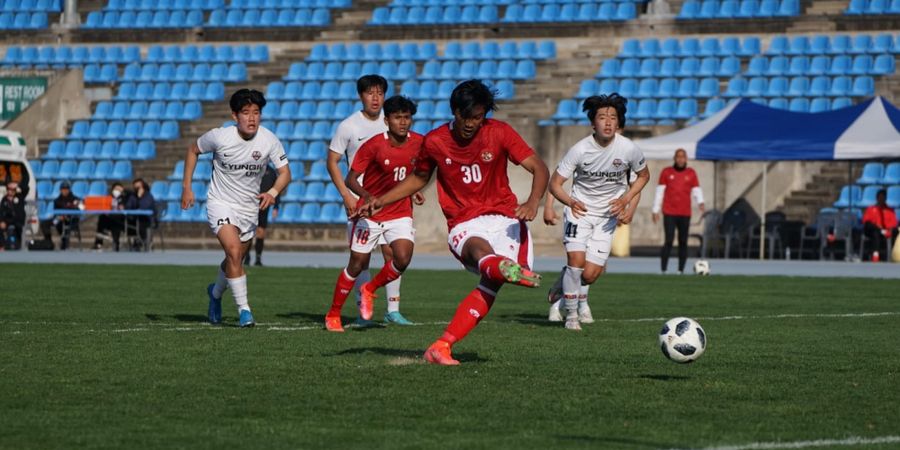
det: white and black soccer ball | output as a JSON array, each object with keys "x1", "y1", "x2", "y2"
[
  {"x1": 693, "y1": 260, "x2": 711, "y2": 276},
  {"x1": 659, "y1": 317, "x2": 706, "y2": 364}
]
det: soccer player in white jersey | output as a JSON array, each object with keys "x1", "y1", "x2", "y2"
[
  {"x1": 181, "y1": 89, "x2": 291, "y2": 327},
  {"x1": 327, "y1": 75, "x2": 419, "y2": 326},
  {"x1": 544, "y1": 94, "x2": 649, "y2": 330}
]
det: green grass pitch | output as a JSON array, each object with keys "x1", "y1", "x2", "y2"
[{"x1": 2, "y1": 263, "x2": 899, "y2": 449}]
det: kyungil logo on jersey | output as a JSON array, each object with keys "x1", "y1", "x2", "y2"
[
  {"x1": 612, "y1": 158, "x2": 623, "y2": 168},
  {"x1": 252, "y1": 150, "x2": 261, "y2": 161},
  {"x1": 481, "y1": 151, "x2": 494, "y2": 162}
]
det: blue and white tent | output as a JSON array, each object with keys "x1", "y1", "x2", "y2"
[{"x1": 636, "y1": 97, "x2": 900, "y2": 161}]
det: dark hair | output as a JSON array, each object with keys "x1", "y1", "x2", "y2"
[
  {"x1": 583, "y1": 93, "x2": 628, "y2": 127},
  {"x1": 112, "y1": 182, "x2": 124, "y2": 189},
  {"x1": 132, "y1": 178, "x2": 150, "y2": 191},
  {"x1": 357, "y1": 74, "x2": 388, "y2": 95},
  {"x1": 383, "y1": 95, "x2": 417, "y2": 116},
  {"x1": 877, "y1": 188, "x2": 887, "y2": 198},
  {"x1": 450, "y1": 79, "x2": 498, "y2": 117},
  {"x1": 229, "y1": 89, "x2": 266, "y2": 113}
]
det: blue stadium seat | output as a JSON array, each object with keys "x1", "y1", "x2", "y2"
[
  {"x1": 887, "y1": 186, "x2": 900, "y2": 209},
  {"x1": 40, "y1": 160, "x2": 59, "y2": 179},
  {"x1": 829, "y1": 76, "x2": 852, "y2": 96},
  {"x1": 551, "y1": 99, "x2": 578, "y2": 120},
  {"x1": 698, "y1": 57, "x2": 719, "y2": 77},
  {"x1": 678, "y1": 58, "x2": 700, "y2": 77},
  {"x1": 639, "y1": 39, "x2": 660, "y2": 58},
  {"x1": 877, "y1": 162, "x2": 900, "y2": 185},
  {"x1": 660, "y1": 38, "x2": 680, "y2": 57},
  {"x1": 618, "y1": 58, "x2": 639, "y2": 78},
  {"x1": 73, "y1": 160, "x2": 95, "y2": 179},
  {"x1": 297, "y1": 202, "x2": 321, "y2": 223},
  {"x1": 638, "y1": 58, "x2": 660, "y2": 77},
  {"x1": 659, "y1": 58, "x2": 679, "y2": 77},
  {"x1": 596, "y1": 59, "x2": 620, "y2": 78},
  {"x1": 87, "y1": 180, "x2": 107, "y2": 196},
  {"x1": 833, "y1": 185, "x2": 862, "y2": 208},
  {"x1": 45, "y1": 140, "x2": 65, "y2": 159},
  {"x1": 873, "y1": 54, "x2": 896, "y2": 75},
  {"x1": 859, "y1": 185, "x2": 884, "y2": 208},
  {"x1": 62, "y1": 140, "x2": 83, "y2": 159},
  {"x1": 674, "y1": 98, "x2": 698, "y2": 119},
  {"x1": 699, "y1": 37, "x2": 719, "y2": 57},
  {"x1": 829, "y1": 35, "x2": 851, "y2": 55},
  {"x1": 99, "y1": 141, "x2": 118, "y2": 159},
  {"x1": 697, "y1": 77, "x2": 719, "y2": 97},
  {"x1": 857, "y1": 162, "x2": 885, "y2": 185},
  {"x1": 787, "y1": 97, "x2": 809, "y2": 112},
  {"x1": 850, "y1": 55, "x2": 873, "y2": 75},
  {"x1": 678, "y1": 0, "x2": 699, "y2": 18},
  {"x1": 832, "y1": 97, "x2": 852, "y2": 109},
  {"x1": 702, "y1": 98, "x2": 726, "y2": 118},
  {"x1": 852, "y1": 76, "x2": 875, "y2": 96},
  {"x1": 786, "y1": 77, "x2": 809, "y2": 97},
  {"x1": 82, "y1": 140, "x2": 101, "y2": 159},
  {"x1": 766, "y1": 77, "x2": 788, "y2": 97}
]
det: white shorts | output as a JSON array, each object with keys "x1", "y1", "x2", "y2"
[
  {"x1": 348, "y1": 217, "x2": 415, "y2": 253},
  {"x1": 562, "y1": 208, "x2": 618, "y2": 266},
  {"x1": 346, "y1": 220, "x2": 388, "y2": 247},
  {"x1": 447, "y1": 214, "x2": 534, "y2": 274},
  {"x1": 207, "y1": 200, "x2": 257, "y2": 243}
]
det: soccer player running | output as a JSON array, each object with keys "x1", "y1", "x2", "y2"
[
  {"x1": 328, "y1": 75, "x2": 419, "y2": 326},
  {"x1": 544, "y1": 94, "x2": 649, "y2": 331},
  {"x1": 651, "y1": 148, "x2": 704, "y2": 274},
  {"x1": 182, "y1": 89, "x2": 291, "y2": 327},
  {"x1": 361, "y1": 80, "x2": 550, "y2": 365},
  {"x1": 325, "y1": 96, "x2": 422, "y2": 332}
]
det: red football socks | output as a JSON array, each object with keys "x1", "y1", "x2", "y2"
[
  {"x1": 370, "y1": 261, "x2": 402, "y2": 290},
  {"x1": 439, "y1": 286, "x2": 497, "y2": 346},
  {"x1": 328, "y1": 268, "x2": 357, "y2": 316},
  {"x1": 478, "y1": 255, "x2": 512, "y2": 284}
]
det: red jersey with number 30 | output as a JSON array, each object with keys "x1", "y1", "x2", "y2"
[
  {"x1": 416, "y1": 119, "x2": 536, "y2": 230},
  {"x1": 352, "y1": 131, "x2": 423, "y2": 222}
]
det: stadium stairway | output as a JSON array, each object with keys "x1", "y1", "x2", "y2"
[{"x1": 780, "y1": 164, "x2": 863, "y2": 223}]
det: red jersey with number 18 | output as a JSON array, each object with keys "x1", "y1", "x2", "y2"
[
  {"x1": 352, "y1": 131, "x2": 424, "y2": 222},
  {"x1": 415, "y1": 119, "x2": 536, "y2": 230}
]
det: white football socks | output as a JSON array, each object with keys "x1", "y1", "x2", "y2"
[
  {"x1": 563, "y1": 265, "x2": 584, "y2": 321},
  {"x1": 212, "y1": 267, "x2": 228, "y2": 298},
  {"x1": 579, "y1": 282, "x2": 590, "y2": 306},
  {"x1": 227, "y1": 275, "x2": 249, "y2": 312},
  {"x1": 386, "y1": 275, "x2": 401, "y2": 312}
]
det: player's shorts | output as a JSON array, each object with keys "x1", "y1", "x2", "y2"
[
  {"x1": 348, "y1": 217, "x2": 415, "y2": 253},
  {"x1": 447, "y1": 214, "x2": 534, "y2": 274},
  {"x1": 562, "y1": 208, "x2": 618, "y2": 266},
  {"x1": 346, "y1": 219, "x2": 388, "y2": 247},
  {"x1": 207, "y1": 200, "x2": 257, "y2": 243}
]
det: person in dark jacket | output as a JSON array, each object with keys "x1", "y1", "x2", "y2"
[
  {"x1": 125, "y1": 178, "x2": 156, "y2": 251},
  {"x1": 41, "y1": 181, "x2": 81, "y2": 250},
  {"x1": 0, "y1": 181, "x2": 27, "y2": 250}
]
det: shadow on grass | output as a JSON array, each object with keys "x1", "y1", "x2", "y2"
[
  {"x1": 324, "y1": 347, "x2": 487, "y2": 363},
  {"x1": 144, "y1": 313, "x2": 209, "y2": 323},
  {"x1": 277, "y1": 311, "x2": 386, "y2": 330},
  {"x1": 637, "y1": 374, "x2": 691, "y2": 382},
  {"x1": 555, "y1": 435, "x2": 676, "y2": 449},
  {"x1": 500, "y1": 313, "x2": 560, "y2": 328}
]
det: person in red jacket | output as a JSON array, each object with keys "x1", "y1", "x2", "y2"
[
  {"x1": 862, "y1": 189, "x2": 898, "y2": 262},
  {"x1": 652, "y1": 149, "x2": 705, "y2": 274}
]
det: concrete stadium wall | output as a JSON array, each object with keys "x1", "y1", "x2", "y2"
[{"x1": 6, "y1": 69, "x2": 90, "y2": 158}]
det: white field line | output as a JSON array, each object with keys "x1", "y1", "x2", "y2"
[
  {"x1": 676, "y1": 435, "x2": 900, "y2": 450},
  {"x1": 2, "y1": 312, "x2": 899, "y2": 334}
]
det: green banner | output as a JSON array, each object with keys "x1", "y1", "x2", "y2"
[{"x1": 0, "y1": 77, "x2": 48, "y2": 121}]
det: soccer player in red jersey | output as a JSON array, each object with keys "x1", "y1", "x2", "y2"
[
  {"x1": 361, "y1": 80, "x2": 550, "y2": 365},
  {"x1": 325, "y1": 96, "x2": 424, "y2": 332},
  {"x1": 651, "y1": 148, "x2": 705, "y2": 274}
]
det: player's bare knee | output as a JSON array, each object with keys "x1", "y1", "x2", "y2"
[{"x1": 582, "y1": 266, "x2": 605, "y2": 284}]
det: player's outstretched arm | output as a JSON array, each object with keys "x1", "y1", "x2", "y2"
[
  {"x1": 181, "y1": 143, "x2": 201, "y2": 209},
  {"x1": 548, "y1": 171, "x2": 587, "y2": 218},
  {"x1": 610, "y1": 166, "x2": 650, "y2": 218},
  {"x1": 326, "y1": 151, "x2": 355, "y2": 213},
  {"x1": 516, "y1": 155, "x2": 550, "y2": 221},
  {"x1": 361, "y1": 168, "x2": 431, "y2": 217},
  {"x1": 258, "y1": 164, "x2": 291, "y2": 210}
]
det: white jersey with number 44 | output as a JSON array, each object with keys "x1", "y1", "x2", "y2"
[
  {"x1": 555, "y1": 133, "x2": 646, "y2": 218},
  {"x1": 197, "y1": 125, "x2": 288, "y2": 216}
]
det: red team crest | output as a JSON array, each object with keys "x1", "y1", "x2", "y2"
[
  {"x1": 481, "y1": 151, "x2": 494, "y2": 162},
  {"x1": 252, "y1": 150, "x2": 262, "y2": 160}
]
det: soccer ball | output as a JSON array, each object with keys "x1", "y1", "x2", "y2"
[
  {"x1": 659, "y1": 317, "x2": 706, "y2": 364},
  {"x1": 693, "y1": 260, "x2": 710, "y2": 276}
]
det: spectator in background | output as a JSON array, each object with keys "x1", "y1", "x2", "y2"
[
  {"x1": 93, "y1": 182, "x2": 126, "y2": 251},
  {"x1": 861, "y1": 189, "x2": 898, "y2": 262},
  {"x1": 245, "y1": 164, "x2": 280, "y2": 266},
  {"x1": 652, "y1": 148, "x2": 705, "y2": 274},
  {"x1": 125, "y1": 178, "x2": 156, "y2": 251},
  {"x1": 40, "y1": 181, "x2": 81, "y2": 250},
  {"x1": 0, "y1": 181, "x2": 27, "y2": 250}
]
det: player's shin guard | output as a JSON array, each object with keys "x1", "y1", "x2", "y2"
[
  {"x1": 563, "y1": 266, "x2": 584, "y2": 321},
  {"x1": 227, "y1": 275, "x2": 249, "y2": 312},
  {"x1": 329, "y1": 268, "x2": 357, "y2": 317},
  {"x1": 439, "y1": 285, "x2": 497, "y2": 346},
  {"x1": 212, "y1": 266, "x2": 228, "y2": 298}
]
